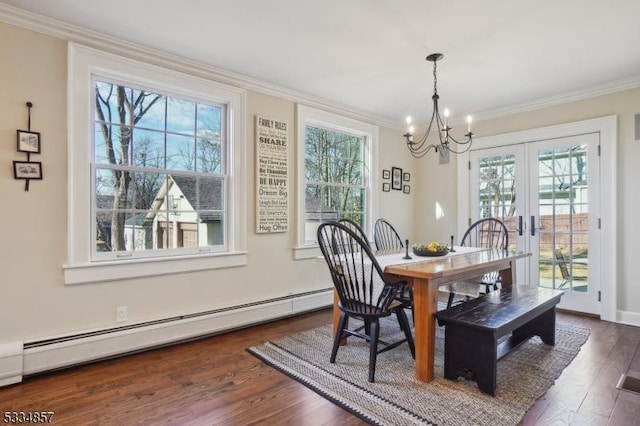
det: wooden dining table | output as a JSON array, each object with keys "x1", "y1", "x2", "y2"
[{"x1": 331, "y1": 247, "x2": 531, "y2": 383}]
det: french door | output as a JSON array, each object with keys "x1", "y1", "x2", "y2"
[{"x1": 468, "y1": 133, "x2": 601, "y2": 315}]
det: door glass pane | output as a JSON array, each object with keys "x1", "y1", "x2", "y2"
[
  {"x1": 477, "y1": 154, "x2": 517, "y2": 249},
  {"x1": 537, "y1": 145, "x2": 588, "y2": 292}
]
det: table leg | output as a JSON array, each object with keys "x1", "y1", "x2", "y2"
[
  {"x1": 499, "y1": 261, "x2": 517, "y2": 289},
  {"x1": 412, "y1": 277, "x2": 438, "y2": 382}
]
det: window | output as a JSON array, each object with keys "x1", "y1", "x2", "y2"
[
  {"x1": 66, "y1": 44, "x2": 246, "y2": 284},
  {"x1": 93, "y1": 80, "x2": 226, "y2": 259},
  {"x1": 295, "y1": 105, "x2": 378, "y2": 259}
]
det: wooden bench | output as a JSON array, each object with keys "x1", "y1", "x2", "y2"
[{"x1": 434, "y1": 286, "x2": 563, "y2": 396}]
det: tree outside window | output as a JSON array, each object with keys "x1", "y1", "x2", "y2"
[{"x1": 303, "y1": 125, "x2": 366, "y2": 244}]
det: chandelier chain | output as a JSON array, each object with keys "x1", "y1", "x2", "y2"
[{"x1": 433, "y1": 61, "x2": 438, "y2": 97}]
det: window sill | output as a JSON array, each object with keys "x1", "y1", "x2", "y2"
[
  {"x1": 63, "y1": 251, "x2": 248, "y2": 285},
  {"x1": 293, "y1": 245, "x2": 322, "y2": 260}
]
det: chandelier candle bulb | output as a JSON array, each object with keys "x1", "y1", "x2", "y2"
[{"x1": 467, "y1": 115, "x2": 473, "y2": 133}]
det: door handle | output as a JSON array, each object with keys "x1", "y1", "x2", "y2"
[
  {"x1": 530, "y1": 215, "x2": 536, "y2": 236},
  {"x1": 517, "y1": 215, "x2": 524, "y2": 236}
]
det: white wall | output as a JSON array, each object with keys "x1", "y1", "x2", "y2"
[
  {"x1": 417, "y1": 88, "x2": 640, "y2": 322},
  {"x1": 376, "y1": 125, "x2": 417, "y2": 243},
  {"x1": 0, "y1": 21, "x2": 416, "y2": 345}
]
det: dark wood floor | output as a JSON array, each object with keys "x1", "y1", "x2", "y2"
[{"x1": 1, "y1": 309, "x2": 638, "y2": 425}]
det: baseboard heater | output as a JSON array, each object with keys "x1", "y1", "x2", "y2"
[
  {"x1": 0, "y1": 342, "x2": 23, "y2": 386},
  {"x1": 19, "y1": 288, "x2": 332, "y2": 378}
]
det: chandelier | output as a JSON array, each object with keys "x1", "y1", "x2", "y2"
[{"x1": 403, "y1": 53, "x2": 473, "y2": 158}]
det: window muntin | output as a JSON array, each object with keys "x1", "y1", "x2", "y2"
[{"x1": 92, "y1": 79, "x2": 227, "y2": 260}]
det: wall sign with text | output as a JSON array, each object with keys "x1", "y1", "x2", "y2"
[{"x1": 256, "y1": 115, "x2": 289, "y2": 233}]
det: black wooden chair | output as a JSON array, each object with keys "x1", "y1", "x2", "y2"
[
  {"x1": 338, "y1": 218, "x2": 369, "y2": 245},
  {"x1": 317, "y1": 222, "x2": 415, "y2": 382},
  {"x1": 373, "y1": 218, "x2": 404, "y2": 251},
  {"x1": 373, "y1": 218, "x2": 414, "y2": 320},
  {"x1": 439, "y1": 218, "x2": 509, "y2": 308}
]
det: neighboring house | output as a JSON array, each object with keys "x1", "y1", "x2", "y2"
[
  {"x1": 106, "y1": 179, "x2": 330, "y2": 251},
  {"x1": 128, "y1": 175, "x2": 224, "y2": 251}
]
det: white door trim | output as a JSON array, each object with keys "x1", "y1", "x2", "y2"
[{"x1": 457, "y1": 115, "x2": 617, "y2": 322}]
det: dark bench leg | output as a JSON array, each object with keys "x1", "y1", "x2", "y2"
[
  {"x1": 444, "y1": 324, "x2": 498, "y2": 396},
  {"x1": 512, "y1": 307, "x2": 556, "y2": 347}
]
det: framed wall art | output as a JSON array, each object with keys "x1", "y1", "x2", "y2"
[
  {"x1": 17, "y1": 129, "x2": 41, "y2": 154},
  {"x1": 13, "y1": 161, "x2": 43, "y2": 180},
  {"x1": 391, "y1": 167, "x2": 403, "y2": 190},
  {"x1": 403, "y1": 172, "x2": 410, "y2": 182},
  {"x1": 255, "y1": 115, "x2": 289, "y2": 233},
  {"x1": 403, "y1": 184, "x2": 411, "y2": 194},
  {"x1": 382, "y1": 182, "x2": 390, "y2": 192},
  {"x1": 14, "y1": 102, "x2": 43, "y2": 191},
  {"x1": 382, "y1": 169, "x2": 391, "y2": 180}
]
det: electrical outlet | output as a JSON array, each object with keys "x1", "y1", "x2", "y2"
[{"x1": 116, "y1": 306, "x2": 128, "y2": 322}]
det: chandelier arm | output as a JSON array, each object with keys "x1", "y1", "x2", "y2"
[
  {"x1": 446, "y1": 134, "x2": 473, "y2": 146},
  {"x1": 406, "y1": 136, "x2": 432, "y2": 156},
  {"x1": 423, "y1": 103, "x2": 438, "y2": 143},
  {"x1": 408, "y1": 143, "x2": 437, "y2": 158},
  {"x1": 444, "y1": 136, "x2": 474, "y2": 154},
  {"x1": 406, "y1": 104, "x2": 438, "y2": 152}
]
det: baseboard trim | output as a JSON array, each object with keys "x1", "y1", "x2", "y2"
[
  {"x1": 616, "y1": 310, "x2": 640, "y2": 327},
  {"x1": 22, "y1": 289, "x2": 332, "y2": 377}
]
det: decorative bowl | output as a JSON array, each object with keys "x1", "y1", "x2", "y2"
[
  {"x1": 412, "y1": 247, "x2": 449, "y2": 257},
  {"x1": 412, "y1": 242, "x2": 449, "y2": 257}
]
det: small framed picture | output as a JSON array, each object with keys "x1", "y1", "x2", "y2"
[
  {"x1": 403, "y1": 172, "x2": 411, "y2": 182},
  {"x1": 391, "y1": 167, "x2": 403, "y2": 190},
  {"x1": 13, "y1": 161, "x2": 43, "y2": 180},
  {"x1": 382, "y1": 182, "x2": 391, "y2": 192},
  {"x1": 16, "y1": 129, "x2": 41, "y2": 154},
  {"x1": 382, "y1": 169, "x2": 391, "y2": 180},
  {"x1": 403, "y1": 185, "x2": 411, "y2": 194}
]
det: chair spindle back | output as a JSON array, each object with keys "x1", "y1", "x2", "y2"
[
  {"x1": 317, "y1": 222, "x2": 396, "y2": 315},
  {"x1": 373, "y1": 218, "x2": 404, "y2": 251}
]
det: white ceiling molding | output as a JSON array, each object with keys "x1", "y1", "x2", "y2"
[
  {"x1": 0, "y1": 3, "x2": 398, "y2": 129},
  {"x1": 475, "y1": 75, "x2": 640, "y2": 123},
  {"x1": 2, "y1": 2, "x2": 640, "y2": 132}
]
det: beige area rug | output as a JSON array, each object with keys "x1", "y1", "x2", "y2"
[{"x1": 248, "y1": 315, "x2": 589, "y2": 426}]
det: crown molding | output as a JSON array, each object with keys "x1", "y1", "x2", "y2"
[
  {"x1": 2, "y1": 3, "x2": 640, "y2": 131},
  {"x1": 0, "y1": 3, "x2": 398, "y2": 129},
  {"x1": 475, "y1": 75, "x2": 640, "y2": 123}
]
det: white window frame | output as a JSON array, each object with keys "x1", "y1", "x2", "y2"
[
  {"x1": 65, "y1": 43, "x2": 247, "y2": 285},
  {"x1": 294, "y1": 105, "x2": 378, "y2": 260}
]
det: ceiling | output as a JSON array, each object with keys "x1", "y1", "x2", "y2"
[{"x1": 3, "y1": 0, "x2": 640, "y2": 127}]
